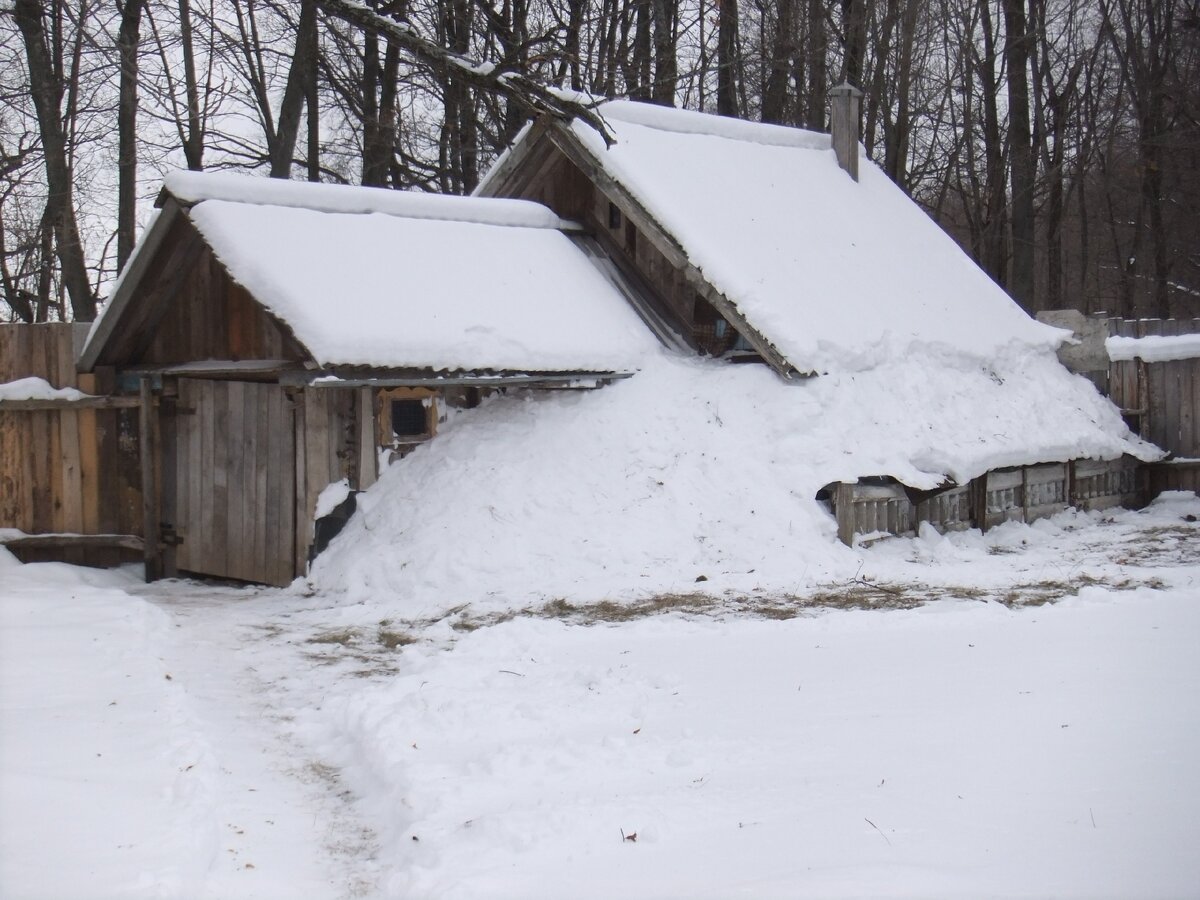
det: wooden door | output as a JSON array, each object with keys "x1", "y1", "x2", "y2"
[{"x1": 170, "y1": 378, "x2": 296, "y2": 586}]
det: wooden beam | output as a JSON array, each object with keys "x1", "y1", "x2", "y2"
[
  {"x1": 541, "y1": 123, "x2": 798, "y2": 380},
  {"x1": 0, "y1": 395, "x2": 141, "y2": 410},
  {"x1": 835, "y1": 482, "x2": 856, "y2": 546},
  {"x1": 476, "y1": 117, "x2": 551, "y2": 197},
  {"x1": 138, "y1": 376, "x2": 163, "y2": 581},
  {"x1": 78, "y1": 201, "x2": 182, "y2": 372},
  {"x1": 355, "y1": 386, "x2": 377, "y2": 491},
  {"x1": 968, "y1": 473, "x2": 989, "y2": 532},
  {"x1": 287, "y1": 371, "x2": 632, "y2": 389},
  {"x1": 0, "y1": 533, "x2": 145, "y2": 552}
]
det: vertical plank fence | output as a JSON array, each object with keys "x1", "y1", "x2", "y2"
[
  {"x1": 1104, "y1": 316, "x2": 1200, "y2": 495},
  {"x1": 0, "y1": 324, "x2": 142, "y2": 563}
]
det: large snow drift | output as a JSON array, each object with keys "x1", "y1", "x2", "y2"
[
  {"x1": 550, "y1": 102, "x2": 1065, "y2": 373},
  {"x1": 311, "y1": 348, "x2": 1155, "y2": 616}
]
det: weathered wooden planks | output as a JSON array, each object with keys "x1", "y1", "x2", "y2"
[
  {"x1": 832, "y1": 458, "x2": 1141, "y2": 545},
  {"x1": 169, "y1": 378, "x2": 297, "y2": 586},
  {"x1": 1, "y1": 323, "x2": 142, "y2": 540},
  {"x1": 1104, "y1": 316, "x2": 1200, "y2": 459}
]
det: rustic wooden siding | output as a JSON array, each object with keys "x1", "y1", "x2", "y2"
[
  {"x1": 1104, "y1": 316, "x2": 1200, "y2": 494},
  {"x1": 139, "y1": 221, "x2": 308, "y2": 366},
  {"x1": 833, "y1": 457, "x2": 1144, "y2": 543},
  {"x1": 171, "y1": 378, "x2": 298, "y2": 586},
  {"x1": 484, "y1": 133, "x2": 724, "y2": 354},
  {"x1": 0, "y1": 323, "x2": 141, "y2": 538},
  {"x1": 295, "y1": 387, "x2": 356, "y2": 569},
  {"x1": 91, "y1": 214, "x2": 308, "y2": 368},
  {"x1": 1105, "y1": 317, "x2": 1200, "y2": 456}
]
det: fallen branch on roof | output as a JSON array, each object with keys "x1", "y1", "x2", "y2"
[{"x1": 317, "y1": 0, "x2": 615, "y2": 145}]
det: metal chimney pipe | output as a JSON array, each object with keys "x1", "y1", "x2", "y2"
[{"x1": 829, "y1": 82, "x2": 863, "y2": 181}]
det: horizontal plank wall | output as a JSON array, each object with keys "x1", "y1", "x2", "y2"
[{"x1": 0, "y1": 323, "x2": 141, "y2": 541}]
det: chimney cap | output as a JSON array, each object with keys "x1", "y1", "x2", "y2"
[{"x1": 830, "y1": 81, "x2": 863, "y2": 98}]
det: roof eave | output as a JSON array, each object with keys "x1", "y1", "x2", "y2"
[
  {"x1": 537, "y1": 118, "x2": 801, "y2": 381},
  {"x1": 78, "y1": 198, "x2": 184, "y2": 373}
]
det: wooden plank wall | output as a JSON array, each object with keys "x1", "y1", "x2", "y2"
[
  {"x1": 172, "y1": 378, "x2": 298, "y2": 586},
  {"x1": 295, "y1": 387, "x2": 355, "y2": 573},
  {"x1": 1104, "y1": 317, "x2": 1200, "y2": 457},
  {"x1": 834, "y1": 458, "x2": 1144, "y2": 544},
  {"x1": 0, "y1": 323, "x2": 141, "y2": 537},
  {"x1": 1104, "y1": 317, "x2": 1200, "y2": 494}
]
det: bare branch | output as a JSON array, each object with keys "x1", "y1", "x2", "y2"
[{"x1": 316, "y1": 0, "x2": 616, "y2": 146}]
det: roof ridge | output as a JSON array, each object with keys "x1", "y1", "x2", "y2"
[
  {"x1": 161, "y1": 170, "x2": 576, "y2": 231},
  {"x1": 598, "y1": 101, "x2": 832, "y2": 152}
]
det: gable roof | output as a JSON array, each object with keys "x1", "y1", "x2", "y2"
[
  {"x1": 481, "y1": 101, "x2": 1065, "y2": 375},
  {"x1": 81, "y1": 171, "x2": 657, "y2": 375}
]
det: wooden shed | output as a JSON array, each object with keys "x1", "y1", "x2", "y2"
[
  {"x1": 70, "y1": 172, "x2": 651, "y2": 585},
  {"x1": 477, "y1": 100, "x2": 1156, "y2": 540}
]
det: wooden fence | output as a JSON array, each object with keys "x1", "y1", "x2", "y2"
[
  {"x1": 833, "y1": 457, "x2": 1143, "y2": 544},
  {"x1": 1104, "y1": 316, "x2": 1200, "y2": 495},
  {"x1": 0, "y1": 324, "x2": 142, "y2": 563}
]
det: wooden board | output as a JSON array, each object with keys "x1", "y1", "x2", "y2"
[
  {"x1": 171, "y1": 378, "x2": 296, "y2": 586},
  {"x1": 0, "y1": 323, "x2": 139, "y2": 540}
]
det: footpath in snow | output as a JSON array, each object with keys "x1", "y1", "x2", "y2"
[{"x1": 2, "y1": 494, "x2": 1199, "y2": 898}]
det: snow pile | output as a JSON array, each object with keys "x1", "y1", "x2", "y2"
[
  {"x1": 311, "y1": 348, "x2": 1155, "y2": 617},
  {"x1": 1107, "y1": 333, "x2": 1200, "y2": 363},
  {"x1": 186, "y1": 196, "x2": 657, "y2": 373},
  {"x1": 0, "y1": 555, "x2": 217, "y2": 898},
  {"x1": 0, "y1": 376, "x2": 88, "y2": 402},
  {"x1": 555, "y1": 101, "x2": 1064, "y2": 373}
]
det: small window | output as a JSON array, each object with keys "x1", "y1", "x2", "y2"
[
  {"x1": 391, "y1": 398, "x2": 428, "y2": 438},
  {"x1": 608, "y1": 201, "x2": 622, "y2": 229}
]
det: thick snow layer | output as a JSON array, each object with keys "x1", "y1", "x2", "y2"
[
  {"x1": 165, "y1": 170, "x2": 571, "y2": 230},
  {"x1": 564, "y1": 101, "x2": 1063, "y2": 373},
  {"x1": 310, "y1": 349, "x2": 1156, "y2": 616},
  {"x1": 1107, "y1": 333, "x2": 1200, "y2": 363},
  {"x1": 0, "y1": 376, "x2": 88, "y2": 402},
  {"x1": 186, "y1": 198, "x2": 657, "y2": 372},
  {"x1": 4, "y1": 496, "x2": 1200, "y2": 897}
]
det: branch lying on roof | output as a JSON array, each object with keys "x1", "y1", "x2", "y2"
[{"x1": 317, "y1": 0, "x2": 615, "y2": 146}]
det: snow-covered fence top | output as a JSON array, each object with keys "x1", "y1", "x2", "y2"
[
  {"x1": 1103, "y1": 317, "x2": 1200, "y2": 462},
  {"x1": 0, "y1": 323, "x2": 142, "y2": 540}
]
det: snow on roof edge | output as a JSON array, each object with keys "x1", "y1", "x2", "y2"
[
  {"x1": 597, "y1": 100, "x2": 832, "y2": 151},
  {"x1": 475, "y1": 120, "x2": 535, "y2": 196},
  {"x1": 80, "y1": 206, "x2": 168, "y2": 369},
  {"x1": 163, "y1": 170, "x2": 574, "y2": 231}
]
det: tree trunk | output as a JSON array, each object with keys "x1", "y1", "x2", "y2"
[
  {"x1": 717, "y1": 0, "x2": 740, "y2": 116},
  {"x1": 13, "y1": 0, "x2": 95, "y2": 321},
  {"x1": 116, "y1": 0, "x2": 143, "y2": 270},
  {"x1": 651, "y1": 0, "x2": 677, "y2": 105},
  {"x1": 1003, "y1": 0, "x2": 1037, "y2": 311},
  {"x1": 270, "y1": 0, "x2": 319, "y2": 178},
  {"x1": 805, "y1": 0, "x2": 826, "y2": 128},
  {"x1": 178, "y1": 0, "x2": 205, "y2": 170}
]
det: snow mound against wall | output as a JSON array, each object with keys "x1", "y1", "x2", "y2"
[{"x1": 310, "y1": 349, "x2": 1153, "y2": 618}]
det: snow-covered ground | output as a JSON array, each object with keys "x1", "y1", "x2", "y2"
[{"x1": 3, "y1": 494, "x2": 1199, "y2": 898}]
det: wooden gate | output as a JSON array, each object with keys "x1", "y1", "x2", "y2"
[{"x1": 169, "y1": 378, "x2": 297, "y2": 586}]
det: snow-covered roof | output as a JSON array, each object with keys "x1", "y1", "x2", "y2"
[
  {"x1": 544, "y1": 101, "x2": 1065, "y2": 373},
  {"x1": 87, "y1": 172, "x2": 657, "y2": 374}
]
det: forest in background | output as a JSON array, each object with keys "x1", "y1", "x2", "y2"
[{"x1": 1, "y1": 0, "x2": 1197, "y2": 324}]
